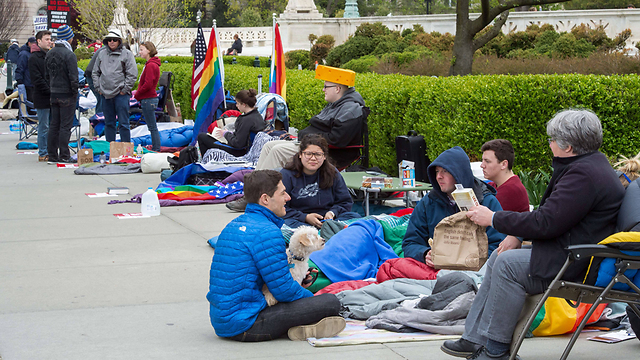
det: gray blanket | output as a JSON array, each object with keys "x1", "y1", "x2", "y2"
[{"x1": 74, "y1": 163, "x2": 142, "y2": 175}]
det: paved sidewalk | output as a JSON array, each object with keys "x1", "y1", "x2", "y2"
[{"x1": 0, "y1": 120, "x2": 638, "y2": 359}]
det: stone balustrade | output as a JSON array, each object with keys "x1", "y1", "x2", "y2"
[{"x1": 146, "y1": 9, "x2": 640, "y2": 54}]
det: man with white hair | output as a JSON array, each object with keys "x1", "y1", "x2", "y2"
[{"x1": 92, "y1": 28, "x2": 138, "y2": 143}]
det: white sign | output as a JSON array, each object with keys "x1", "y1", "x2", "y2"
[
  {"x1": 35, "y1": 24, "x2": 48, "y2": 32},
  {"x1": 33, "y1": 16, "x2": 48, "y2": 25}
]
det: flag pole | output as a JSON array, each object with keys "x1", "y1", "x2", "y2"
[{"x1": 270, "y1": 13, "x2": 276, "y2": 94}]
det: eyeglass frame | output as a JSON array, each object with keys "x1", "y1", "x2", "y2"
[
  {"x1": 301, "y1": 151, "x2": 325, "y2": 159},
  {"x1": 323, "y1": 85, "x2": 337, "y2": 90},
  {"x1": 105, "y1": 38, "x2": 120, "y2": 43}
]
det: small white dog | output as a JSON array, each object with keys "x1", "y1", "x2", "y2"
[{"x1": 263, "y1": 226, "x2": 326, "y2": 306}]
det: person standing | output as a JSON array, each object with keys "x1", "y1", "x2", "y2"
[
  {"x1": 134, "y1": 41, "x2": 161, "y2": 151},
  {"x1": 15, "y1": 37, "x2": 37, "y2": 101},
  {"x1": 92, "y1": 28, "x2": 138, "y2": 143},
  {"x1": 28, "y1": 30, "x2": 53, "y2": 162},
  {"x1": 45, "y1": 25, "x2": 78, "y2": 163},
  {"x1": 5, "y1": 39, "x2": 20, "y2": 79}
]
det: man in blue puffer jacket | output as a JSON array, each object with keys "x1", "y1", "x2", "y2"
[
  {"x1": 402, "y1": 146, "x2": 506, "y2": 267},
  {"x1": 207, "y1": 170, "x2": 346, "y2": 341}
]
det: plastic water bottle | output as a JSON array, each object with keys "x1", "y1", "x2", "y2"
[
  {"x1": 141, "y1": 187, "x2": 161, "y2": 216},
  {"x1": 9, "y1": 121, "x2": 20, "y2": 133},
  {"x1": 137, "y1": 144, "x2": 144, "y2": 156},
  {"x1": 99, "y1": 151, "x2": 106, "y2": 164}
]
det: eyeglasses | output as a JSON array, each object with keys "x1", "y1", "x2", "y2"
[
  {"x1": 548, "y1": 138, "x2": 555, "y2": 143},
  {"x1": 323, "y1": 85, "x2": 337, "y2": 90},
  {"x1": 301, "y1": 151, "x2": 325, "y2": 159},
  {"x1": 106, "y1": 38, "x2": 119, "y2": 43}
]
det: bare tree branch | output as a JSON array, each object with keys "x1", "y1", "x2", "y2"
[
  {"x1": 0, "y1": 0, "x2": 28, "y2": 41},
  {"x1": 473, "y1": 11, "x2": 509, "y2": 52}
]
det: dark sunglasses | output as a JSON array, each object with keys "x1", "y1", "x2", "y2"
[{"x1": 106, "y1": 38, "x2": 120, "y2": 43}]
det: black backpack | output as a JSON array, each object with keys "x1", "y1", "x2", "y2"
[{"x1": 167, "y1": 146, "x2": 199, "y2": 174}]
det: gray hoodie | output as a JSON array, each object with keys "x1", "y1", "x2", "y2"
[{"x1": 91, "y1": 44, "x2": 137, "y2": 99}]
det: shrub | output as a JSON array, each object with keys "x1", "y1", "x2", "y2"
[
  {"x1": 325, "y1": 36, "x2": 377, "y2": 67},
  {"x1": 310, "y1": 43, "x2": 333, "y2": 67},
  {"x1": 285, "y1": 49, "x2": 310, "y2": 70},
  {"x1": 342, "y1": 55, "x2": 379, "y2": 73},
  {"x1": 240, "y1": 7, "x2": 263, "y2": 27},
  {"x1": 315, "y1": 35, "x2": 335, "y2": 47},
  {"x1": 74, "y1": 44, "x2": 94, "y2": 60},
  {"x1": 354, "y1": 22, "x2": 391, "y2": 38}
]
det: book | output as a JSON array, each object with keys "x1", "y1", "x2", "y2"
[
  {"x1": 451, "y1": 184, "x2": 479, "y2": 211},
  {"x1": 107, "y1": 187, "x2": 129, "y2": 195},
  {"x1": 587, "y1": 329, "x2": 636, "y2": 343}
]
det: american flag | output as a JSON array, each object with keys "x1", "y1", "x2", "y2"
[{"x1": 191, "y1": 24, "x2": 207, "y2": 110}]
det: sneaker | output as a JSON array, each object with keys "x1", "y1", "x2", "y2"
[
  {"x1": 59, "y1": 158, "x2": 77, "y2": 164},
  {"x1": 38, "y1": 155, "x2": 49, "y2": 162},
  {"x1": 47, "y1": 158, "x2": 60, "y2": 165},
  {"x1": 441, "y1": 338, "x2": 482, "y2": 358},
  {"x1": 287, "y1": 316, "x2": 346, "y2": 341},
  {"x1": 226, "y1": 196, "x2": 247, "y2": 212}
]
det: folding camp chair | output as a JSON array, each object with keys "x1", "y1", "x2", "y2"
[
  {"x1": 328, "y1": 106, "x2": 370, "y2": 170},
  {"x1": 509, "y1": 178, "x2": 640, "y2": 360},
  {"x1": 130, "y1": 71, "x2": 173, "y2": 128},
  {"x1": 17, "y1": 84, "x2": 38, "y2": 140}
]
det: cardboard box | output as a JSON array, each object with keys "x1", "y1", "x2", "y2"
[
  {"x1": 78, "y1": 148, "x2": 94, "y2": 165},
  {"x1": 109, "y1": 142, "x2": 133, "y2": 162},
  {"x1": 399, "y1": 160, "x2": 415, "y2": 187},
  {"x1": 451, "y1": 184, "x2": 480, "y2": 212}
]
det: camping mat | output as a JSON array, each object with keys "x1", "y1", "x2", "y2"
[{"x1": 307, "y1": 320, "x2": 459, "y2": 347}]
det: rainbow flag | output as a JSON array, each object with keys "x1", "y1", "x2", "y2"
[
  {"x1": 269, "y1": 23, "x2": 286, "y2": 100},
  {"x1": 191, "y1": 26, "x2": 225, "y2": 146}
]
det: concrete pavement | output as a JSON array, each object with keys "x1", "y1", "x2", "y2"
[{"x1": 0, "y1": 120, "x2": 638, "y2": 360}]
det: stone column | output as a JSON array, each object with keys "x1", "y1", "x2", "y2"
[{"x1": 281, "y1": 0, "x2": 323, "y2": 19}]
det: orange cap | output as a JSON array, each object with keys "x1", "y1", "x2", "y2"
[{"x1": 315, "y1": 65, "x2": 356, "y2": 87}]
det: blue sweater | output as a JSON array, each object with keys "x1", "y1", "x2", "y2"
[
  {"x1": 402, "y1": 146, "x2": 505, "y2": 263},
  {"x1": 281, "y1": 168, "x2": 353, "y2": 222},
  {"x1": 207, "y1": 203, "x2": 313, "y2": 337}
]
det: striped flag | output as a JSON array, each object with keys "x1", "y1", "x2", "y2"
[
  {"x1": 269, "y1": 22, "x2": 286, "y2": 101},
  {"x1": 191, "y1": 24, "x2": 206, "y2": 110},
  {"x1": 190, "y1": 25, "x2": 225, "y2": 146}
]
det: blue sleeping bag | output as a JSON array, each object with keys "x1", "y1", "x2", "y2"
[{"x1": 132, "y1": 125, "x2": 194, "y2": 148}]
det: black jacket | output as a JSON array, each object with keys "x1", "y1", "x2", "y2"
[
  {"x1": 15, "y1": 46, "x2": 32, "y2": 86},
  {"x1": 223, "y1": 108, "x2": 265, "y2": 148},
  {"x1": 45, "y1": 43, "x2": 78, "y2": 96},
  {"x1": 5, "y1": 44, "x2": 20, "y2": 64},
  {"x1": 493, "y1": 151, "x2": 625, "y2": 281},
  {"x1": 28, "y1": 48, "x2": 50, "y2": 109},
  {"x1": 231, "y1": 39, "x2": 243, "y2": 54},
  {"x1": 298, "y1": 88, "x2": 366, "y2": 169}
]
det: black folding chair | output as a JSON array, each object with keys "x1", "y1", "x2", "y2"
[
  {"x1": 17, "y1": 84, "x2": 38, "y2": 140},
  {"x1": 328, "y1": 106, "x2": 370, "y2": 171}
]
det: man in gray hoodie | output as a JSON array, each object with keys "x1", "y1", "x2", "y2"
[{"x1": 91, "y1": 28, "x2": 138, "y2": 143}]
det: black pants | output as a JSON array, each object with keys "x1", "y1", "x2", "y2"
[
  {"x1": 48, "y1": 94, "x2": 77, "y2": 160},
  {"x1": 228, "y1": 293, "x2": 341, "y2": 342},
  {"x1": 197, "y1": 132, "x2": 247, "y2": 157}
]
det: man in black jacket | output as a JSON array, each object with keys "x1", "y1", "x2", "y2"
[
  {"x1": 28, "y1": 30, "x2": 53, "y2": 162},
  {"x1": 441, "y1": 109, "x2": 625, "y2": 360},
  {"x1": 15, "y1": 37, "x2": 37, "y2": 101},
  {"x1": 5, "y1": 39, "x2": 20, "y2": 79},
  {"x1": 45, "y1": 24, "x2": 78, "y2": 164}
]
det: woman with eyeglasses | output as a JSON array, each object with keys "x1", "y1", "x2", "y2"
[
  {"x1": 134, "y1": 41, "x2": 161, "y2": 151},
  {"x1": 280, "y1": 134, "x2": 360, "y2": 229}
]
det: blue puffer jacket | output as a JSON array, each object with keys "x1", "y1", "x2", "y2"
[
  {"x1": 402, "y1": 146, "x2": 505, "y2": 263},
  {"x1": 207, "y1": 203, "x2": 313, "y2": 337}
]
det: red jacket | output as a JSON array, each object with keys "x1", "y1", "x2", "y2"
[{"x1": 134, "y1": 56, "x2": 161, "y2": 101}]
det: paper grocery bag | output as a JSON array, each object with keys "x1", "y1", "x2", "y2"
[
  {"x1": 77, "y1": 148, "x2": 93, "y2": 165},
  {"x1": 109, "y1": 141, "x2": 134, "y2": 161},
  {"x1": 431, "y1": 212, "x2": 488, "y2": 271}
]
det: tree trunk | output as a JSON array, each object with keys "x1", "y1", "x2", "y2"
[{"x1": 449, "y1": 31, "x2": 474, "y2": 76}]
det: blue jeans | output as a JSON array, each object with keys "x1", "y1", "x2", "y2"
[
  {"x1": 228, "y1": 293, "x2": 340, "y2": 342},
  {"x1": 36, "y1": 108, "x2": 50, "y2": 156},
  {"x1": 103, "y1": 93, "x2": 131, "y2": 143},
  {"x1": 140, "y1": 97, "x2": 160, "y2": 151},
  {"x1": 462, "y1": 248, "x2": 550, "y2": 345}
]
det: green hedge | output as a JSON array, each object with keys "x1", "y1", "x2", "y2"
[{"x1": 78, "y1": 61, "x2": 640, "y2": 175}]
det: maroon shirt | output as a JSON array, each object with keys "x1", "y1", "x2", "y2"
[{"x1": 489, "y1": 175, "x2": 530, "y2": 213}]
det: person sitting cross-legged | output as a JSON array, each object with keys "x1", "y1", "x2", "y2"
[
  {"x1": 207, "y1": 170, "x2": 346, "y2": 342},
  {"x1": 281, "y1": 134, "x2": 360, "y2": 229}
]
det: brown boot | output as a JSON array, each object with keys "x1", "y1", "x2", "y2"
[
  {"x1": 287, "y1": 316, "x2": 346, "y2": 341},
  {"x1": 38, "y1": 155, "x2": 49, "y2": 162}
]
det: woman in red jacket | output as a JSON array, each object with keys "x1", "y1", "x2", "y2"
[{"x1": 135, "y1": 41, "x2": 161, "y2": 151}]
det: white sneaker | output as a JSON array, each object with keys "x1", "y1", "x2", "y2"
[{"x1": 287, "y1": 316, "x2": 346, "y2": 341}]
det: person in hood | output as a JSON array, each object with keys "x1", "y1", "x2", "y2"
[
  {"x1": 28, "y1": 30, "x2": 53, "y2": 162},
  {"x1": 134, "y1": 41, "x2": 161, "y2": 151},
  {"x1": 15, "y1": 37, "x2": 37, "y2": 101},
  {"x1": 402, "y1": 146, "x2": 506, "y2": 267},
  {"x1": 92, "y1": 28, "x2": 138, "y2": 143},
  {"x1": 226, "y1": 66, "x2": 366, "y2": 213},
  {"x1": 442, "y1": 109, "x2": 625, "y2": 360},
  {"x1": 280, "y1": 134, "x2": 359, "y2": 228},
  {"x1": 44, "y1": 24, "x2": 78, "y2": 164},
  {"x1": 5, "y1": 39, "x2": 20, "y2": 78}
]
